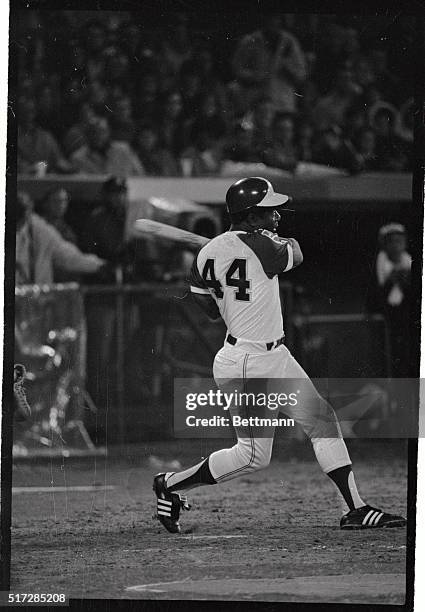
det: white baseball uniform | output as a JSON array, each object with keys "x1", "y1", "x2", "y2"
[{"x1": 185, "y1": 229, "x2": 351, "y2": 482}]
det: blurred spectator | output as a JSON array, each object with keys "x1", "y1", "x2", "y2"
[
  {"x1": 230, "y1": 14, "x2": 307, "y2": 116},
  {"x1": 37, "y1": 187, "x2": 80, "y2": 283},
  {"x1": 296, "y1": 120, "x2": 314, "y2": 162},
  {"x1": 157, "y1": 91, "x2": 186, "y2": 156},
  {"x1": 309, "y1": 21, "x2": 347, "y2": 91},
  {"x1": 17, "y1": 76, "x2": 36, "y2": 99},
  {"x1": 312, "y1": 125, "x2": 362, "y2": 173},
  {"x1": 103, "y1": 46, "x2": 130, "y2": 89},
  {"x1": 15, "y1": 191, "x2": 105, "y2": 285},
  {"x1": 237, "y1": 97, "x2": 275, "y2": 161},
  {"x1": 70, "y1": 116, "x2": 144, "y2": 175},
  {"x1": 298, "y1": 80, "x2": 320, "y2": 122},
  {"x1": 62, "y1": 102, "x2": 97, "y2": 156},
  {"x1": 375, "y1": 223, "x2": 411, "y2": 376},
  {"x1": 291, "y1": 14, "x2": 320, "y2": 53},
  {"x1": 81, "y1": 177, "x2": 132, "y2": 409},
  {"x1": 134, "y1": 72, "x2": 160, "y2": 124},
  {"x1": 195, "y1": 93, "x2": 227, "y2": 141},
  {"x1": 81, "y1": 177, "x2": 132, "y2": 276},
  {"x1": 343, "y1": 104, "x2": 368, "y2": 141},
  {"x1": 250, "y1": 97, "x2": 275, "y2": 145},
  {"x1": 61, "y1": 74, "x2": 88, "y2": 130},
  {"x1": 109, "y1": 83, "x2": 128, "y2": 106},
  {"x1": 192, "y1": 42, "x2": 229, "y2": 117},
  {"x1": 314, "y1": 22, "x2": 360, "y2": 91},
  {"x1": 109, "y1": 95, "x2": 136, "y2": 143},
  {"x1": 313, "y1": 68, "x2": 361, "y2": 131},
  {"x1": 352, "y1": 127, "x2": 381, "y2": 171},
  {"x1": 383, "y1": 15, "x2": 416, "y2": 105},
  {"x1": 82, "y1": 20, "x2": 107, "y2": 82},
  {"x1": 179, "y1": 60, "x2": 204, "y2": 119},
  {"x1": 353, "y1": 55, "x2": 376, "y2": 91},
  {"x1": 85, "y1": 79, "x2": 109, "y2": 116},
  {"x1": 313, "y1": 68, "x2": 361, "y2": 130},
  {"x1": 180, "y1": 122, "x2": 223, "y2": 176},
  {"x1": 341, "y1": 28, "x2": 361, "y2": 66},
  {"x1": 36, "y1": 83, "x2": 63, "y2": 139},
  {"x1": 134, "y1": 124, "x2": 180, "y2": 176},
  {"x1": 132, "y1": 26, "x2": 160, "y2": 75},
  {"x1": 360, "y1": 83, "x2": 383, "y2": 108},
  {"x1": 159, "y1": 14, "x2": 193, "y2": 91},
  {"x1": 118, "y1": 21, "x2": 143, "y2": 60},
  {"x1": 37, "y1": 188, "x2": 77, "y2": 244},
  {"x1": 64, "y1": 38, "x2": 87, "y2": 78},
  {"x1": 119, "y1": 20, "x2": 158, "y2": 87},
  {"x1": 16, "y1": 12, "x2": 46, "y2": 85},
  {"x1": 368, "y1": 47, "x2": 400, "y2": 104},
  {"x1": 369, "y1": 104, "x2": 409, "y2": 171},
  {"x1": 222, "y1": 124, "x2": 259, "y2": 163},
  {"x1": 262, "y1": 112, "x2": 298, "y2": 172},
  {"x1": 17, "y1": 96, "x2": 74, "y2": 174}
]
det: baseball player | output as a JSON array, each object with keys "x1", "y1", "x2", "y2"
[{"x1": 153, "y1": 177, "x2": 407, "y2": 533}]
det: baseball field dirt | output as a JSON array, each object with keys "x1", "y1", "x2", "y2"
[{"x1": 10, "y1": 438, "x2": 409, "y2": 603}]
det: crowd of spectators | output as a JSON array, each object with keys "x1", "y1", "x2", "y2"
[{"x1": 16, "y1": 12, "x2": 415, "y2": 177}]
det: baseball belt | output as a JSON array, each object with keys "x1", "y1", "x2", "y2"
[{"x1": 226, "y1": 334, "x2": 285, "y2": 351}]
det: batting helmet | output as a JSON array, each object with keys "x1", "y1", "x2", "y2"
[{"x1": 225, "y1": 177, "x2": 291, "y2": 215}]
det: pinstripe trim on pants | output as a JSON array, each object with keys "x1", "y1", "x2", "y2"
[{"x1": 216, "y1": 353, "x2": 257, "y2": 482}]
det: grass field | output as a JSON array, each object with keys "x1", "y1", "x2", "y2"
[{"x1": 10, "y1": 438, "x2": 409, "y2": 603}]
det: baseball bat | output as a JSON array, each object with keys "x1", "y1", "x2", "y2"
[{"x1": 132, "y1": 219, "x2": 209, "y2": 251}]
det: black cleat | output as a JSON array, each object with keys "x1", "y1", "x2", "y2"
[
  {"x1": 340, "y1": 504, "x2": 407, "y2": 530},
  {"x1": 153, "y1": 473, "x2": 190, "y2": 534}
]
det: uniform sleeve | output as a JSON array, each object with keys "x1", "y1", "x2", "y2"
[
  {"x1": 188, "y1": 252, "x2": 210, "y2": 294},
  {"x1": 239, "y1": 230, "x2": 294, "y2": 278}
]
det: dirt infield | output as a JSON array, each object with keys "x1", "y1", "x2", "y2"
[{"x1": 10, "y1": 439, "x2": 408, "y2": 603}]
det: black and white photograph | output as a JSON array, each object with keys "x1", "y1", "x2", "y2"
[{"x1": 1, "y1": 1, "x2": 424, "y2": 609}]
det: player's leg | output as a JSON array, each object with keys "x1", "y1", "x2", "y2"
[
  {"x1": 167, "y1": 352, "x2": 276, "y2": 490},
  {"x1": 274, "y1": 352, "x2": 363, "y2": 511},
  {"x1": 153, "y1": 434, "x2": 274, "y2": 533},
  {"x1": 153, "y1": 348, "x2": 276, "y2": 532},
  {"x1": 163, "y1": 434, "x2": 274, "y2": 493},
  {"x1": 165, "y1": 348, "x2": 272, "y2": 483},
  {"x1": 277, "y1": 347, "x2": 406, "y2": 528}
]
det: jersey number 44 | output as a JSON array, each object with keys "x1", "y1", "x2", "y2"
[{"x1": 202, "y1": 258, "x2": 251, "y2": 301}]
